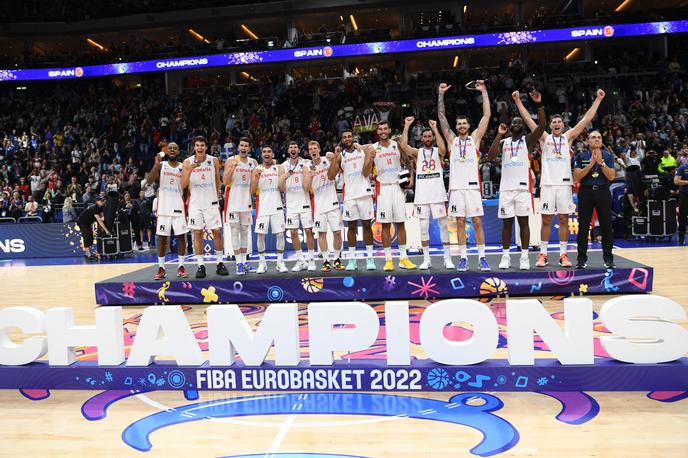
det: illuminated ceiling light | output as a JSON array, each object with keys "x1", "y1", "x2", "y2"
[
  {"x1": 349, "y1": 15, "x2": 358, "y2": 31},
  {"x1": 614, "y1": 0, "x2": 632, "y2": 11},
  {"x1": 564, "y1": 47, "x2": 581, "y2": 61},
  {"x1": 86, "y1": 38, "x2": 106, "y2": 51},
  {"x1": 239, "y1": 71, "x2": 257, "y2": 81},
  {"x1": 340, "y1": 15, "x2": 344, "y2": 21},
  {"x1": 188, "y1": 29, "x2": 210, "y2": 43},
  {"x1": 453, "y1": 56, "x2": 459, "y2": 68},
  {"x1": 241, "y1": 24, "x2": 259, "y2": 40},
  {"x1": 464, "y1": 5, "x2": 468, "y2": 14}
]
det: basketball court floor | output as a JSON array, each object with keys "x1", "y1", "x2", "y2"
[{"x1": 1, "y1": 244, "x2": 686, "y2": 457}]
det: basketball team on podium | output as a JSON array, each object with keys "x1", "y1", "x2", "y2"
[{"x1": 147, "y1": 81, "x2": 610, "y2": 280}]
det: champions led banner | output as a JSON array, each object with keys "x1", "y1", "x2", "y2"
[{"x1": 0, "y1": 20, "x2": 686, "y2": 82}]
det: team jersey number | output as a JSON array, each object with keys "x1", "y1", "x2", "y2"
[{"x1": 422, "y1": 160, "x2": 436, "y2": 172}]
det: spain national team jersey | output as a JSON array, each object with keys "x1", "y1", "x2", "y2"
[
  {"x1": 341, "y1": 147, "x2": 372, "y2": 201},
  {"x1": 283, "y1": 158, "x2": 311, "y2": 212},
  {"x1": 186, "y1": 156, "x2": 218, "y2": 208},
  {"x1": 373, "y1": 140, "x2": 402, "y2": 184},
  {"x1": 540, "y1": 133, "x2": 573, "y2": 186},
  {"x1": 157, "y1": 161, "x2": 184, "y2": 216},
  {"x1": 256, "y1": 164, "x2": 283, "y2": 217},
  {"x1": 225, "y1": 156, "x2": 257, "y2": 212},
  {"x1": 499, "y1": 136, "x2": 531, "y2": 192},
  {"x1": 448, "y1": 136, "x2": 481, "y2": 191},
  {"x1": 415, "y1": 146, "x2": 447, "y2": 204},
  {"x1": 311, "y1": 158, "x2": 339, "y2": 215}
]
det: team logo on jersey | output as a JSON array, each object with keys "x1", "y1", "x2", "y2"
[
  {"x1": 500, "y1": 208, "x2": 506, "y2": 215},
  {"x1": 228, "y1": 213, "x2": 235, "y2": 219},
  {"x1": 380, "y1": 212, "x2": 386, "y2": 219},
  {"x1": 287, "y1": 218, "x2": 293, "y2": 225},
  {"x1": 451, "y1": 205, "x2": 457, "y2": 213},
  {"x1": 258, "y1": 223, "x2": 264, "y2": 229},
  {"x1": 542, "y1": 203, "x2": 549, "y2": 210},
  {"x1": 345, "y1": 211, "x2": 350, "y2": 217},
  {"x1": 314, "y1": 221, "x2": 321, "y2": 228},
  {"x1": 416, "y1": 207, "x2": 422, "y2": 214},
  {"x1": 159, "y1": 225, "x2": 165, "y2": 231},
  {"x1": 189, "y1": 218, "x2": 196, "y2": 225}
]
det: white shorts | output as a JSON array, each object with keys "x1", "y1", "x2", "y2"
[
  {"x1": 156, "y1": 214, "x2": 189, "y2": 236},
  {"x1": 376, "y1": 184, "x2": 407, "y2": 223},
  {"x1": 188, "y1": 205, "x2": 222, "y2": 230},
  {"x1": 225, "y1": 209, "x2": 252, "y2": 226},
  {"x1": 343, "y1": 195, "x2": 374, "y2": 222},
  {"x1": 539, "y1": 185, "x2": 576, "y2": 215},
  {"x1": 255, "y1": 212, "x2": 285, "y2": 234},
  {"x1": 313, "y1": 209, "x2": 342, "y2": 233},
  {"x1": 498, "y1": 190, "x2": 533, "y2": 219},
  {"x1": 285, "y1": 211, "x2": 314, "y2": 229},
  {"x1": 448, "y1": 189, "x2": 484, "y2": 218},
  {"x1": 414, "y1": 202, "x2": 448, "y2": 219}
]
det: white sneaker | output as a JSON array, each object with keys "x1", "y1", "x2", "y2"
[
  {"x1": 291, "y1": 259, "x2": 306, "y2": 272},
  {"x1": 307, "y1": 260, "x2": 317, "y2": 271},
  {"x1": 499, "y1": 254, "x2": 511, "y2": 269},
  {"x1": 419, "y1": 260, "x2": 431, "y2": 270},
  {"x1": 143, "y1": 242, "x2": 149, "y2": 250},
  {"x1": 444, "y1": 258, "x2": 455, "y2": 269},
  {"x1": 276, "y1": 262, "x2": 288, "y2": 273},
  {"x1": 519, "y1": 254, "x2": 530, "y2": 270},
  {"x1": 256, "y1": 262, "x2": 268, "y2": 274}
]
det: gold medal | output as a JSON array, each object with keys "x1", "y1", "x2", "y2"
[
  {"x1": 592, "y1": 172, "x2": 599, "y2": 178},
  {"x1": 459, "y1": 156, "x2": 466, "y2": 162}
]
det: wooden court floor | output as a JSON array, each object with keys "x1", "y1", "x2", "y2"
[{"x1": 0, "y1": 247, "x2": 687, "y2": 457}]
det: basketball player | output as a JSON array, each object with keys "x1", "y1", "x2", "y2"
[
  {"x1": 146, "y1": 141, "x2": 188, "y2": 280},
  {"x1": 282, "y1": 141, "x2": 317, "y2": 271},
  {"x1": 223, "y1": 137, "x2": 258, "y2": 275},
  {"x1": 487, "y1": 92, "x2": 546, "y2": 270},
  {"x1": 512, "y1": 88, "x2": 606, "y2": 267},
  {"x1": 250, "y1": 145, "x2": 288, "y2": 274},
  {"x1": 329, "y1": 130, "x2": 376, "y2": 271},
  {"x1": 398, "y1": 117, "x2": 454, "y2": 270},
  {"x1": 181, "y1": 136, "x2": 229, "y2": 278},
  {"x1": 437, "y1": 81, "x2": 493, "y2": 271},
  {"x1": 303, "y1": 140, "x2": 344, "y2": 272},
  {"x1": 362, "y1": 121, "x2": 417, "y2": 271}
]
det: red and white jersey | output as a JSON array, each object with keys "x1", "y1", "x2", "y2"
[
  {"x1": 415, "y1": 146, "x2": 447, "y2": 204},
  {"x1": 499, "y1": 136, "x2": 531, "y2": 192},
  {"x1": 186, "y1": 155, "x2": 218, "y2": 208},
  {"x1": 449, "y1": 136, "x2": 481, "y2": 191},
  {"x1": 283, "y1": 158, "x2": 311, "y2": 213},
  {"x1": 157, "y1": 161, "x2": 185, "y2": 216},
  {"x1": 373, "y1": 140, "x2": 402, "y2": 184},
  {"x1": 225, "y1": 156, "x2": 257, "y2": 212},
  {"x1": 341, "y1": 147, "x2": 373, "y2": 201},
  {"x1": 540, "y1": 133, "x2": 573, "y2": 186},
  {"x1": 310, "y1": 157, "x2": 339, "y2": 215},
  {"x1": 256, "y1": 164, "x2": 283, "y2": 217}
]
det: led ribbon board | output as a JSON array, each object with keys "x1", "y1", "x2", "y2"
[{"x1": 0, "y1": 20, "x2": 686, "y2": 81}]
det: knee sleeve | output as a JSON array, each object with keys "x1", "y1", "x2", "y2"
[
  {"x1": 275, "y1": 232, "x2": 285, "y2": 251},
  {"x1": 230, "y1": 224, "x2": 241, "y2": 253},
  {"x1": 240, "y1": 226, "x2": 249, "y2": 249},
  {"x1": 256, "y1": 234, "x2": 266, "y2": 252},
  {"x1": 437, "y1": 216, "x2": 449, "y2": 245},
  {"x1": 419, "y1": 218, "x2": 430, "y2": 242}
]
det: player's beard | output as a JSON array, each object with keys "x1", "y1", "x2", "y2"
[
  {"x1": 458, "y1": 128, "x2": 469, "y2": 136},
  {"x1": 423, "y1": 140, "x2": 433, "y2": 148}
]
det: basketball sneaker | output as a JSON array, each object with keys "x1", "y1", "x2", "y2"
[
  {"x1": 236, "y1": 263, "x2": 245, "y2": 276},
  {"x1": 195, "y1": 265, "x2": 206, "y2": 279},
  {"x1": 536, "y1": 253, "x2": 548, "y2": 267},
  {"x1": 366, "y1": 258, "x2": 376, "y2": 270},
  {"x1": 292, "y1": 259, "x2": 307, "y2": 272},
  {"x1": 307, "y1": 260, "x2": 317, "y2": 271},
  {"x1": 479, "y1": 257, "x2": 491, "y2": 271},
  {"x1": 499, "y1": 254, "x2": 511, "y2": 269},
  {"x1": 322, "y1": 260, "x2": 332, "y2": 272},
  {"x1": 383, "y1": 260, "x2": 394, "y2": 271},
  {"x1": 444, "y1": 258, "x2": 455, "y2": 270},
  {"x1": 177, "y1": 266, "x2": 188, "y2": 279},
  {"x1": 346, "y1": 259, "x2": 357, "y2": 271},
  {"x1": 216, "y1": 262, "x2": 229, "y2": 276},
  {"x1": 276, "y1": 262, "x2": 288, "y2": 273},
  {"x1": 256, "y1": 262, "x2": 268, "y2": 274},
  {"x1": 558, "y1": 253, "x2": 573, "y2": 268},
  {"x1": 333, "y1": 258, "x2": 344, "y2": 271},
  {"x1": 457, "y1": 258, "x2": 468, "y2": 271},
  {"x1": 519, "y1": 253, "x2": 530, "y2": 270},
  {"x1": 419, "y1": 259, "x2": 431, "y2": 270},
  {"x1": 399, "y1": 258, "x2": 417, "y2": 270},
  {"x1": 154, "y1": 267, "x2": 166, "y2": 280},
  {"x1": 244, "y1": 263, "x2": 256, "y2": 273}
]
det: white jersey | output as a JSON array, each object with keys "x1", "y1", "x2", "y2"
[
  {"x1": 283, "y1": 158, "x2": 311, "y2": 213},
  {"x1": 156, "y1": 161, "x2": 184, "y2": 216},
  {"x1": 310, "y1": 157, "x2": 339, "y2": 215},
  {"x1": 341, "y1": 147, "x2": 373, "y2": 201},
  {"x1": 499, "y1": 136, "x2": 531, "y2": 192},
  {"x1": 449, "y1": 136, "x2": 481, "y2": 191},
  {"x1": 186, "y1": 155, "x2": 218, "y2": 208},
  {"x1": 225, "y1": 156, "x2": 257, "y2": 212},
  {"x1": 373, "y1": 140, "x2": 402, "y2": 184},
  {"x1": 415, "y1": 146, "x2": 447, "y2": 204},
  {"x1": 256, "y1": 164, "x2": 283, "y2": 217},
  {"x1": 540, "y1": 133, "x2": 573, "y2": 186}
]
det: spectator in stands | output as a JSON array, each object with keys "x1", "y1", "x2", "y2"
[
  {"x1": 0, "y1": 191, "x2": 9, "y2": 218},
  {"x1": 66, "y1": 176, "x2": 83, "y2": 202},
  {"x1": 82, "y1": 184, "x2": 95, "y2": 205},
  {"x1": 137, "y1": 189, "x2": 153, "y2": 250},
  {"x1": 24, "y1": 195, "x2": 38, "y2": 217},
  {"x1": 8, "y1": 191, "x2": 23, "y2": 220},
  {"x1": 642, "y1": 150, "x2": 660, "y2": 175},
  {"x1": 658, "y1": 149, "x2": 678, "y2": 174}
]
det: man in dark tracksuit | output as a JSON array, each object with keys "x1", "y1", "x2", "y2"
[{"x1": 573, "y1": 130, "x2": 616, "y2": 268}]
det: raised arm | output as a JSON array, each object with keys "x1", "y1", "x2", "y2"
[
  {"x1": 146, "y1": 152, "x2": 163, "y2": 184},
  {"x1": 181, "y1": 160, "x2": 192, "y2": 190},
  {"x1": 223, "y1": 155, "x2": 238, "y2": 186},
  {"x1": 303, "y1": 164, "x2": 314, "y2": 193},
  {"x1": 428, "y1": 120, "x2": 446, "y2": 161},
  {"x1": 399, "y1": 116, "x2": 418, "y2": 159},
  {"x1": 526, "y1": 91, "x2": 547, "y2": 151},
  {"x1": 511, "y1": 90, "x2": 539, "y2": 133},
  {"x1": 471, "y1": 80, "x2": 491, "y2": 145},
  {"x1": 328, "y1": 148, "x2": 342, "y2": 180},
  {"x1": 437, "y1": 83, "x2": 456, "y2": 144},
  {"x1": 277, "y1": 164, "x2": 287, "y2": 193},
  {"x1": 360, "y1": 143, "x2": 375, "y2": 176},
  {"x1": 213, "y1": 157, "x2": 222, "y2": 197},
  {"x1": 487, "y1": 123, "x2": 508, "y2": 161},
  {"x1": 249, "y1": 167, "x2": 262, "y2": 195},
  {"x1": 565, "y1": 89, "x2": 605, "y2": 141}
]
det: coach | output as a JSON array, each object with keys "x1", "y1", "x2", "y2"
[{"x1": 573, "y1": 131, "x2": 616, "y2": 269}]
